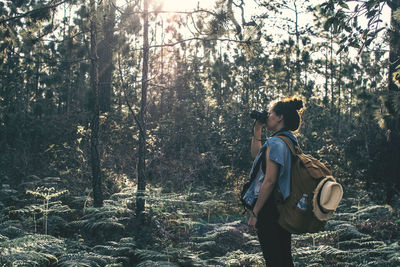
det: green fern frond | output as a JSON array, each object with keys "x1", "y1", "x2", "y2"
[
  {"x1": 83, "y1": 205, "x2": 132, "y2": 218},
  {"x1": 339, "y1": 240, "x2": 385, "y2": 250},
  {"x1": 0, "y1": 226, "x2": 25, "y2": 239},
  {"x1": 0, "y1": 250, "x2": 58, "y2": 266},
  {"x1": 136, "y1": 260, "x2": 179, "y2": 267},
  {"x1": 0, "y1": 234, "x2": 65, "y2": 252},
  {"x1": 57, "y1": 261, "x2": 92, "y2": 267},
  {"x1": 135, "y1": 249, "x2": 171, "y2": 262},
  {"x1": 47, "y1": 203, "x2": 73, "y2": 214},
  {"x1": 210, "y1": 250, "x2": 264, "y2": 266},
  {"x1": 57, "y1": 252, "x2": 114, "y2": 267},
  {"x1": 0, "y1": 233, "x2": 8, "y2": 242},
  {"x1": 69, "y1": 218, "x2": 125, "y2": 234},
  {"x1": 118, "y1": 237, "x2": 136, "y2": 244}
]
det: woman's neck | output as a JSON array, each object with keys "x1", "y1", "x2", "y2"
[{"x1": 272, "y1": 125, "x2": 285, "y2": 133}]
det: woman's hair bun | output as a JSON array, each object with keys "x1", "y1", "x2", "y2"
[
  {"x1": 290, "y1": 98, "x2": 303, "y2": 111},
  {"x1": 272, "y1": 96, "x2": 304, "y2": 131}
]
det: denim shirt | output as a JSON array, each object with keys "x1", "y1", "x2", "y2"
[
  {"x1": 267, "y1": 131, "x2": 297, "y2": 201},
  {"x1": 242, "y1": 143, "x2": 268, "y2": 207},
  {"x1": 242, "y1": 131, "x2": 297, "y2": 207}
]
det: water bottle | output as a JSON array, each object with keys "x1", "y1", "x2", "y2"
[{"x1": 297, "y1": 194, "x2": 308, "y2": 211}]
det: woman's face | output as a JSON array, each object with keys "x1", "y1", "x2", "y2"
[{"x1": 266, "y1": 107, "x2": 283, "y2": 132}]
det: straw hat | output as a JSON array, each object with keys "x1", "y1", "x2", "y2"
[{"x1": 312, "y1": 176, "x2": 343, "y2": 221}]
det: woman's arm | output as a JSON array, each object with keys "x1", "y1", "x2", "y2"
[
  {"x1": 248, "y1": 147, "x2": 280, "y2": 226},
  {"x1": 251, "y1": 122, "x2": 263, "y2": 158}
]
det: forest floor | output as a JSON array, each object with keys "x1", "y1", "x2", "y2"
[{"x1": 0, "y1": 175, "x2": 400, "y2": 266}]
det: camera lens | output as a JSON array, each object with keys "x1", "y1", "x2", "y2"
[{"x1": 250, "y1": 110, "x2": 267, "y2": 124}]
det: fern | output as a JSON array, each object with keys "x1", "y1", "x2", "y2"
[
  {"x1": 136, "y1": 260, "x2": 179, "y2": 267},
  {"x1": 0, "y1": 234, "x2": 65, "y2": 266},
  {"x1": 67, "y1": 199, "x2": 134, "y2": 243},
  {"x1": 353, "y1": 205, "x2": 393, "y2": 221},
  {"x1": 57, "y1": 252, "x2": 115, "y2": 267},
  {"x1": 339, "y1": 240, "x2": 385, "y2": 250},
  {"x1": 10, "y1": 180, "x2": 71, "y2": 235},
  {"x1": 0, "y1": 225, "x2": 25, "y2": 239},
  {"x1": 0, "y1": 233, "x2": 8, "y2": 242},
  {"x1": 0, "y1": 234, "x2": 65, "y2": 252},
  {"x1": 209, "y1": 250, "x2": 264, "y2": 266},
  {"x1": 135, "y1": 249, "x2": 172, "y2": 262},
  {"x1": 0, "y1": 251, "x2": 58, "y2": 266}
]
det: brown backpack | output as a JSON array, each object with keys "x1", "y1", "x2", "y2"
[{"x1": 276, "y1": 136, "x2": 337, "y2": 234}]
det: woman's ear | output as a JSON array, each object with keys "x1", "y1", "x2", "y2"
[{"x1": 278, "y1": 114, "x2": 284, "y2": 122}]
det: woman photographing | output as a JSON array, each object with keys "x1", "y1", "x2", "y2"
[{"x1": 248, "y1": 97, "x2": 304, "y2": 267}]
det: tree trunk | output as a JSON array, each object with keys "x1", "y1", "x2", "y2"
[
  {"x1": 324, "y1": 45, "x2": 329, "y2": 104},
  {"x1": 384, "y1": 0, "x2": 400, "y2": 204},
  {"x1": 294, "y1": 0, "x2": 301, "y2": 92},
  {"x1": 136, "y1": 0, "x2": 149, "y2": 216},
  {"x1": 388, "y1": 0, "x2": 400, "y2": 93},
  {"x1": 337, "y1": 52, "x2": 342, "y2": 137},
  {"x1": 330, "y1": 29, "x2": 335, "y2": 113},
  {"x1": 98, "y1": 0, "x2": 115, "y2": 113},
  {"x1": 90, "y1": 0, "x2": 103, "y2": 208}
]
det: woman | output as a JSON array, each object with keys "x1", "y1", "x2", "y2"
[{"x1": 248, "y1": 97, "x2": 303, "y2": 267}]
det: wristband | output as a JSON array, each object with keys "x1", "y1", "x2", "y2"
[{"x1": 252, "y1": 136, "x2": 262, "y2": 142}]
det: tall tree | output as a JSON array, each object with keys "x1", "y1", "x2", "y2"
[
  {"x1": 90, "y1": 0, "x2": 103, "y2": 207},
  {"x1": 136, "y1": 0, "x2": 149, "y2": 216},
  {"x1": 323, "y1": 0, "x2": 400, "y2": 202},
  {"x1": 98, "y1": 0, "x2": 116, "y2": 113}
]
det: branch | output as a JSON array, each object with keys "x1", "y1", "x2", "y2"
[
  {"x1": 117, "y1": 51, "x2": 145, "y2": 139},
  {"x1": 113, "y1": 6, "x2": 219, "y2": 17},
  {"x1": 234, "y1": 0, "x2": 257, "y2": 27},
  {"x1": 228, "y1": 0, "x2": 242, "y2": 39},
  {"x1": 0, "y1": 0, "x2": 69, "y2": 25},
  {"x1": 126, "y1": 37, "x2": 256, "y2": 51},
  {"x1": 146, "y1": 37, "x2": 258, "y2": 49}
]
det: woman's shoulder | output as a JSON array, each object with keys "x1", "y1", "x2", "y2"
[{"x1": 267, "y1": 136, "x2": 287, "y2": 149}]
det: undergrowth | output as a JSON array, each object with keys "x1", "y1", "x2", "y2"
[{"x1": 0, "y1": 174, "x2": 399, "y2": 266}]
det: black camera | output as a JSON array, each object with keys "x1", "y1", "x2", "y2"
[{"x1": 250, "y1": 110, "x2": 268, "y2": 124}]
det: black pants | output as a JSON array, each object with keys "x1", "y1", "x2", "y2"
[{"x1": 256, "y1": 197, "x2": 294, "y2": 267}]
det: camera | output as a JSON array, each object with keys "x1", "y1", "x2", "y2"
[{"x1": 250, "y1": 110, "x2": 268, "y2": 124}]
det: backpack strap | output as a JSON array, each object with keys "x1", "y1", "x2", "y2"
[{"x1": 276, "y1": 136, "x2": 302, "y2": 155}]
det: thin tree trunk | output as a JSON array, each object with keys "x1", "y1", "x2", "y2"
[
  {"x1": 384, "y1": 0, "x2": 400, "y2": 204},
  {"x1": 325, "y1": 46, "x2": 329, "y2": 103},
  {"x1": 66, "y1": 28, "x2": 72, "y2": 116},
  {"x1": 98, "y1": 0, "x2": 115, "y2": 113},
  {"x1": 294, "y1": 0, "x2": 300, "y2": 91},
  {"x1": 337, "y1": 52, "x2": 342, "y2": 137},
  {"x1": 330, "y1": 29, "x2": 335, "y2": 113},
  {"x1": 388, "y1": 0, "x2": 400, "y2": 93},
  {"x1": 136, "y1": 0, "x2": 149, "y2": 216},
  {"x1": 90, "y1": 0, "x2": 103, "y2": 207}
]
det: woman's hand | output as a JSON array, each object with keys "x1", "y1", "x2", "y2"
[
  {"x1": 251, "y1": 121, "x2": 265, "y2": 158},
  {"x1": 248, "y1": 214, "x2": 257, "y2": 233},
  {"x1": 253, "y1": 120, "x2": 265, "y2": 132}
]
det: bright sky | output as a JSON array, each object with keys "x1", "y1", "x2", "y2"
[
  {"x1": 116, "y1": 0, "x2": 259, "y2": 19},
  {"x1": 112, "y1": 0, "x2": 391, "y2": 92},
  {"x1": 158, "y1": 0, "x2": 259, "y2": 16}
]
